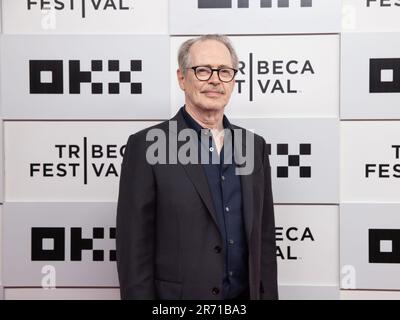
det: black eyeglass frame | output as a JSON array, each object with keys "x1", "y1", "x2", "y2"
[{"x1": 188, "y1": 66, "x2": 238, "y2": 83}]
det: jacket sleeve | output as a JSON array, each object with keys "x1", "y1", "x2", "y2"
[
  {"x1": 116, "y1": 133, "x2": 156, "y2": 299},
  {"x1": 260, "y1": 138, "x2": 279, "y2": 300}
]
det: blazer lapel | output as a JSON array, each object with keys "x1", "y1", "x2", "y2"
[
  {"x1": 169, "y1": 110, "x2": 256, "y2": 241},
  {"x1": 170, "y1": 111, "x2": 220, "y2": 229},
  {"x1": 235, "y1": 131, "x2": 255, "y2": 244},
  {"x1": 181, "y1": 163, "x2": 219, "y2": 228},
  {"x1": 241, "y1": 175, "x2": 254, "y2": 244}
]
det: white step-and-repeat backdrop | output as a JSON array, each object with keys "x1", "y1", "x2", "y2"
[{"x1": 0, "y1": 0, "x2": 400, "y2": 300}]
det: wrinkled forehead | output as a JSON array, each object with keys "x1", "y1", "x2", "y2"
[{"x1": 189, "y1": 40, "x2": 233, "y2": 67}]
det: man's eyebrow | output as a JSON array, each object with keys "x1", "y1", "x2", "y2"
[
  {"x1": 218, "y1": 64, "x2": 233, "y2": 68},
  {"x1": 199, "y1": 64, "x2": 233, "y2": 68}
]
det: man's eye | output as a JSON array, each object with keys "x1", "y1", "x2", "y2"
[
  {"x1": 197, "y1": 67, "x2": 210, "y2": 74},
  {"x1": 220, "y1": 69, "x2": 231, "y2": 75}
]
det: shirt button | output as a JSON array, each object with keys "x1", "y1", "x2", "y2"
[
  {"x1": 221, "y1": 175, "x2": 225, "y2": 181},
  {"x1": 209, "y1": 147, "x2": 214, "y2": 152},
  {"x1": 212, "y1": 287, "x2": 220, "y2": 295},
  {"x1": 214, "y1": 245, "x2": 222, "y2": 253},
  {"x1": 229, "y1": 271, "x2": 234, "y2": 277},
  {"x1": 228, "y1": 239, "x2": 234, "y2": 245},
  {"x1": 225, "y1": 206, "x2": 230, "y2": 212}
]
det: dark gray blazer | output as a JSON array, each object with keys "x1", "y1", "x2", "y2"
[{"x1": 116, "y1": 110, "x2": 278, "y2": 300}]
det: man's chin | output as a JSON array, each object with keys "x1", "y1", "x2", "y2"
[
  {"x1": 201, "y1": 98, "x2": 227, "y2": 109},
  {"x1": 201, "y1": 103, "x2": 225, "y2": 111}
]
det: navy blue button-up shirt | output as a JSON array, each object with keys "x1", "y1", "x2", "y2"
[{"x1": 181, "y1": 106, "x2": 248, "y2": 299}]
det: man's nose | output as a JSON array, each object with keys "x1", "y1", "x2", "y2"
[{"x1": 208, "y1": 70, "x2": 221, "y2": 84}]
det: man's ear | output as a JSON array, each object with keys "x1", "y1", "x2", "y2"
[{"x1": 177, "y1": 68, "x2": 185, "y2": 91}]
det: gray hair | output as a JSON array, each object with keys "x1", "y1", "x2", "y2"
[{"x1": 178, "y1": 34, "x2": 239, "y2": 74}]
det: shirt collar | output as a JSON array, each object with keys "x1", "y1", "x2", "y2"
[{"x1": 180, "y1": 105, "x2": 233, "y2": 137}]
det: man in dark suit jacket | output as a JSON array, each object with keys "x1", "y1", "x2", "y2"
[{"x1": 116, "y1": 35, "x2": 278, "y2": 300}]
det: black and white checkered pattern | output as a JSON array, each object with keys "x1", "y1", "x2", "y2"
[{"x1": 267, "y1": 143, "x2": 312, "y2": 178}]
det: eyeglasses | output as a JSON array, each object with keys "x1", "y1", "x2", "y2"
[{"x1": 188, "y1": 66, "x2": 238, "y2": 83}]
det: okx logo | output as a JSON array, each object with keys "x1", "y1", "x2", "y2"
[
  {"x1": 369, "y1": 229, "x2": 400, "y2": 264},
  {"x1": 366, "y1": 0, "x2": 400, "y2": 7},
  {"x1": 236, "y1": 53, "x2": 315, "y2": 101},
  {"x1": 369, "y1": 58, "x2": 400, "y2": 93},
  {"x1": 267, "y1": 143, "x2": 312, "y2": 178},
  {"x1": 31, "y1": 227, "x2": 116, "y2": 262},
  {"x1": 29, "y1": 59, "x2": 142, "y2": 94},
  {"x1": 198, "y1": 0, "x2": 312, "y2": 9}
]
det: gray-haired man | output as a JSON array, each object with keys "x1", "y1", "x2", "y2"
[{"x1": 116, "y1": 35, "x2": 278, "y2": 300}]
